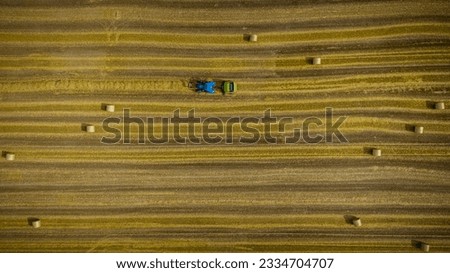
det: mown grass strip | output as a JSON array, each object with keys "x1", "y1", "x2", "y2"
[
  {"x1": 0, "y1": 97, "x2": 441, "y2": 112},
  {"x1": 1, "y1": 215, "x2": 448, "y2": 229},
  {"x1": 0, "y1": 73, "x2": 447, "y2": 93},
  {"x1": 0, "y1": 24, "x2": 448, "y2": 44},
  {"x1": 2, "y1": 52, "x2": 450, "y2": 71},
  {"x1": 1, "y1": 145, "x2": 448, "y2": 163},
  {"x1": 0, "y1": 114, "x2": 449, "y2": 134}
]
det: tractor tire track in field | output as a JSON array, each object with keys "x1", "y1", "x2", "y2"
[{"x1": 0, "y1": 0, "x2": 449, "y2": 252}]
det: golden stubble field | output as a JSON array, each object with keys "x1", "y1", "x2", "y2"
[{"x1": 0, "y1": 0, "x2": 449, "y2": 252}]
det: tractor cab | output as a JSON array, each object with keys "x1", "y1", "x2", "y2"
[{"x1": 195, "y1": 81, "x2": 216, "y2": 94}]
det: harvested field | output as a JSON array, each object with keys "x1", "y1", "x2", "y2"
[{"x1": 0, "y1": 0, "x2": 449, "y2": 252}]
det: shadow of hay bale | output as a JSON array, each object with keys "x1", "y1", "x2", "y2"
[
  {"x1": 405, "y1": 124, "x2": 416, "y2": 132},
  {"x1": 243, "y1": 34, "x2": 257, "y2": 42},
  {"x1": 27, "y1": 217, "x2": 40, "y2": 227}
]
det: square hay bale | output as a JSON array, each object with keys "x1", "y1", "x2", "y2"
[
  {"x1": 434, "y1": 102, "x2": 445, "y2": 110},
  {"x1": 86, "y1": 125, "x2": 95, "y2": 133},
  {"x1": 5, "y1": 153, "x2": 15, "y2": 161},
  {"x1": 372, "y1": 148, "x2": 381, "y2": 156},
  {"x1": 105, "y1": 104, "x2": 115, "y2": 112},
  {"x1": 312, "y1": 57, "x2": 321, "y2": 65},
  {"x1": 31, "y1": 219, "x2": 41, "y2": 228},
  {"x1": 249, "y1": 34, "x2": 258, "y2": 42},
  {"x1": 414, "y1": 126, "x2": 424, "y2": 134},
  {"x1": 420, "y1": 242, "x2": 430, "y2": 252},
  {"x1": 352, "y1": 218, "x2": 362, "y2": 227}
]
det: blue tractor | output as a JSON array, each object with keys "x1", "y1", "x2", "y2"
[{"x1": 195, "y1": 80, "x2": 216, "y2": 94}]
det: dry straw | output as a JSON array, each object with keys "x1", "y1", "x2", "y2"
[
  {"x1": 312, "y1": 57, "x2": 321, "y2": 65},
  {"x1": 105, "y1": 104, "x2": 115, "y2": 112},
  {"x1": 420, "y1": 242, "x2": 430, "y2": 252},
  {"x1": 353, "y1": 218, "x2": 362, "y2": 227},
  {"x1": 86, "y1": 125, "x2": 95, "y2": 133},
  {"x1": 5, "y1": 153, "x2": 15, "y2": 161},
  {"x1": 31, "y1": 219, "x2": 41, "y2": 228},
  {"x1": 434, "y1": 102, "x2": 445, "y2": 110},
  {"x1": 372, "y1": 148, "x2": 381, "y2": 156},
  {"x1": 414, "y1": 126, "x2": 424, "y2": 134}
]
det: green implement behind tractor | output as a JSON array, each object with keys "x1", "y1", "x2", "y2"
[{"x1": 222, "y1": 81, "x2": 237, "y2": 94}]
